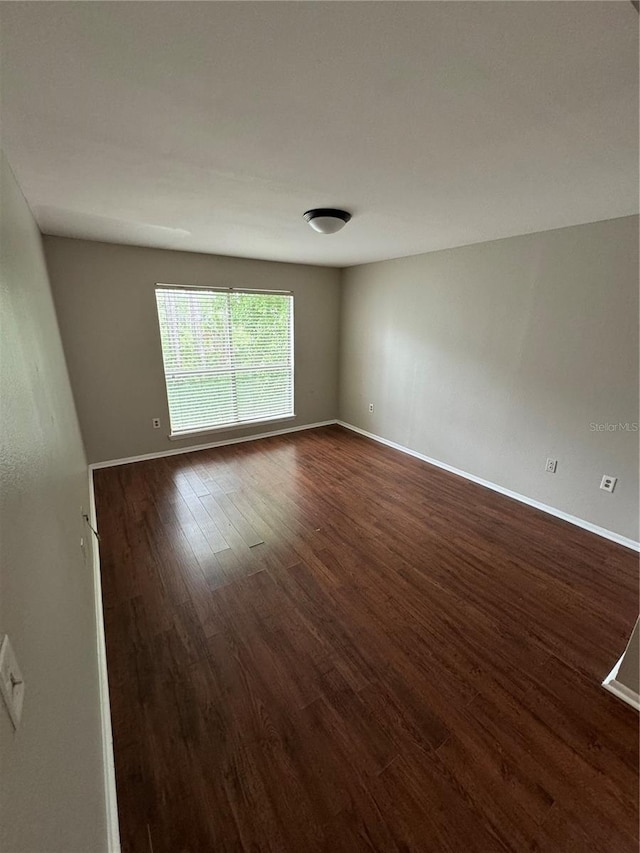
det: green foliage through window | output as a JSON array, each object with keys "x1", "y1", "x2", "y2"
[{"x1": 156, "y1": 287, "x2": 294, "y2": 434}]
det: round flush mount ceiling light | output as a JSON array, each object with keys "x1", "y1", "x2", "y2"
[{"x1": 303, "y1": 208, "x2": 352, "y2": 234}]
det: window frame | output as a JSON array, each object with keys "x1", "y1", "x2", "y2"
[{"x1": 155, "y1": 283, "x2": 295, "y2": 439}]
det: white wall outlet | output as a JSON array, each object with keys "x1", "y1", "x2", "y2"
[
  {"x1": 545, "y1": 458, "x2": 557, "y2": 473},
  {"x1": 368, "y1": 403, "x2": 374, "y2": 413},
  {"x1": 152, "y1": 418, "x2": 161, "y2": 429},
  {"x1": 600, "y1": 475, "x2": 617, "y2": 493},
  {"x1": 0, "y1": 635, "x2": 25, "y2": 730}
]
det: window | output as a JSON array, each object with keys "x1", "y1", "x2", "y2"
[{"x1": 155, "y1": 286, "x2": 294, "y2": 437}]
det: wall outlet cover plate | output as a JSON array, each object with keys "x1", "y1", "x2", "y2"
[
  {"x1": 0, "y1": 635, "x2": 25, "y2": 729},
  {"x1": 600, "y1": 475, "x2": 617, "y2": 493}
]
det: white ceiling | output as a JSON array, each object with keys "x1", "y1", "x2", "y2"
[{"x1": 1, "y1": 1, "x2": 637, "y2": 267}]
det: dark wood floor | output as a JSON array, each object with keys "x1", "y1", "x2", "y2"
[{"x1": 94, "y1": 425, "x2": 639, "y2": 853}]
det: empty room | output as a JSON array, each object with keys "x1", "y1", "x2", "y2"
[{"x1": 1, "y1": 2, "x2": 639, "y2": 852}]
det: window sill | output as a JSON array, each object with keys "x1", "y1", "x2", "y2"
[{"x1": 168, "y1": 414, "x2": 297, "y2": 442}]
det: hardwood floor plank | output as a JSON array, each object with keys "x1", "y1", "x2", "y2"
[{"x1": 93, "y1": 425, "x2": 639, "y2": 852}]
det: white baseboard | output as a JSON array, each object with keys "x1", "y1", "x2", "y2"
[
  {"x1": 337, "y1": 421, "x2": 640, "y2": 553},
  {"x1": 88, "y1": 471, "x2": 121, "y2": 852},
  {"x1": 89, "y1": 419, "x2": 338, "y2": 470},
  {"x1": 602, "y1": 655, "x2": 640, "y2": 712}
]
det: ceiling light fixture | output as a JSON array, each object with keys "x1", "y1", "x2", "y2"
[{"x1": 303, "y1": 208, "x2": 352, "y2": 234}]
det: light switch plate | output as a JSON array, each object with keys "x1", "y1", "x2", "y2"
[{"x1": 0, "y1": 635, "x2": 25, "y2": 729}]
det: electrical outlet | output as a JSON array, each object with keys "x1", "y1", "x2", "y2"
[
  {"x1": 368, "y1": 403, "x2": 374, "y2": 413},
  {"x1": 152, "y1": 418, "x2": 161, "y2": 429},
  {"x1": 600, "y1": 475, "x2": 617, "y2": 493},
  {"x1": 0, "y1": 635, "x2": 24, "y2": 730},
  {"x1": 545, "y1": 458, "x2": 557, "y2": 473}
]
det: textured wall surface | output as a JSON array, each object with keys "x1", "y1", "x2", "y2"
[
  {"x1": 340, "y1": 216, "x2": 639, "y2": 541},
  {"x1": 0, "y1": 153, "x2": 107, "y2": 852},
  {"x1": 45, "y1": 236, "x2": 341, "y2": 463}
]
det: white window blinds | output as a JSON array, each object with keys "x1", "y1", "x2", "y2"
[{"x1": 155, "y1": 286, "x2": 294, "y2": 436}]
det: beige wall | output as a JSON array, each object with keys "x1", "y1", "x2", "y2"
[
  {"x1": 339, "y1": 216, "x2": 639, "y2": 542},
  {"x1": 0, "y1": 155, "x2": 107, "y2": 850},
  {"x1": 616, "y1": 617, "x2": 640, "y2": 696},
  {"x1": 44, "y1": 237, "x2": 341, "y2": 464}
]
